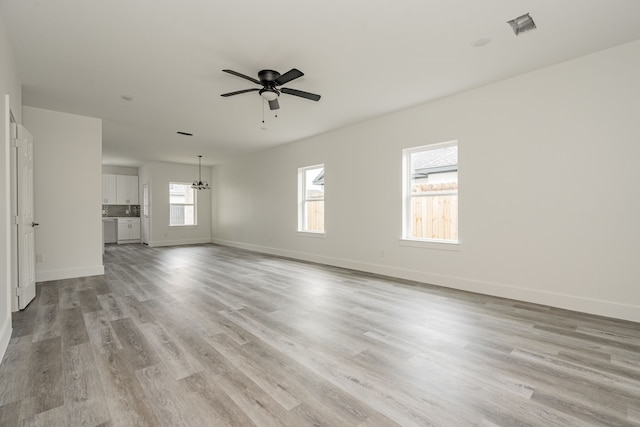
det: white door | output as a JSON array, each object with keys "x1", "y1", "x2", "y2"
[
  {"x1": 14, "y1": 124, "x2": 37, "y2": 309},
  {"x1": 142, "y1": 182, "x2": 150, "y2": 244}
]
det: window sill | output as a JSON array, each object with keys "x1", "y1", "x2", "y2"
[
  {"x1": 399, "y1": 238, "x2": 460, "y2": 251},
  {"x1": 169, "y1": 225, "x2": 199, "y2": 228},
  {"x1": 297, "y1": 231, "x2": 325, "y2": 238}
]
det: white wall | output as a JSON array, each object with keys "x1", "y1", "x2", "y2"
[
  {"x1": 0, "y1": 9, "x2": 22, "y2": 363},
  {"x1": 213, "y1": 40, "x2": 640, "y2": 322},
  {"x1": 24, "y1": 107, "x2": 104, "y2": 282},
  {"x1": 139, "y1": 161, "x2": 211, "y2": 247}
]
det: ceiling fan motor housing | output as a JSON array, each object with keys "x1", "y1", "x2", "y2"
[
  {"x1": 258, "y1": 69, "x2": 280, "y2": 84},
  {"x1": 258, "y1": 70, "x2": 281, "y2": 100}
]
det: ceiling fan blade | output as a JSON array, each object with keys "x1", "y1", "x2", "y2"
[
  {"x1": 274, "y1": 68, "x2": 304, "y2": 86},
  {"x1": 220, "y1": 88, "x2": 260, "y2": 97},
  {"x1": 222, "y1": 69, "x2": 261, "y2": 85},
  {"x1": 268, "y1": 99, "x2": 280, "y2": 110},
  {"x1": 280, "y1": 87, "x2": 321, "y2": 101}
]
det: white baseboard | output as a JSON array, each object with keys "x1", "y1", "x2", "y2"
[
  {"x1": 148, "y1": 238, "x2": 212, "y2": 248},
  {"x1": 0, "y1": 315, "x2": 12, "y2": 365},
  {"x1": 35, "y1": 265, "x2": 105, "y2": 282},
  {"x1": 212, "y1": 238, "x2": 640, "y2": 323}
]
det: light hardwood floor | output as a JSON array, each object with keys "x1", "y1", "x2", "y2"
[{"x1": 1, "y1": 243, "x2": 639, "y2": 426}]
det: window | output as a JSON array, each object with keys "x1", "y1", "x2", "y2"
[
  {"x1": 169, "y1": 182, "x2": 196, "y2": 226},
  {"x1": 403, "y1": 142, "x2": 458, "y2": 242},
  {"x1": 298, "y1": 164, "x2": 324, "y2": 233}
]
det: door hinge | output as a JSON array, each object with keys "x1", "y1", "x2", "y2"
[
  {"x1": 16, "y1": 286, "x2": 24, "y2": 297},
  {"x1": 14, "y1": 216, "x2": 21, "y2": 225},
  {"x1": 11, "y1": 138, "x2": 23, "y2": 149}
]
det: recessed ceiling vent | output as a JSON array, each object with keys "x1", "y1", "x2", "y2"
[
  {"x1": 177, "y1": 131, "x2": 193, "y2": 136},
  {"x1": 507, "y1": 13, "x2": 536, "y2": 36}
]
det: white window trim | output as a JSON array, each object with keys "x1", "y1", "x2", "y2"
[
  {"x1": 169, "y1": 182, "x2": 198, "y2": 227},
  {"x1": 399, "y1": 238, "x2": 460, "y2": 251},
  {"x1": 401, "y1": 140, "x2": 459, "y2": 247},
  {"x1": 297, "y1": 231, "x2": 326, "y2": 238},
  {"x1": 298, "y1": 164, "x2": 325, "y2": 234}
]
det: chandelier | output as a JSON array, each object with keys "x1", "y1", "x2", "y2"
[{"x1": 191, "y1": 155, "x2": 210, "y2": 190}]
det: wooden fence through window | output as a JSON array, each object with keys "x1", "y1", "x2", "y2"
[
  {"x1": 306, "y1": 200, "x2": 324, "y2": 232},
  {"x1": 411, "y1": 195, "x2": 458, "y2": 240}
]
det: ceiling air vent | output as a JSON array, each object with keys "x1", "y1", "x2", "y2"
[{"x1": 507, "y1": 13, "x2": 536, "y2": 36}]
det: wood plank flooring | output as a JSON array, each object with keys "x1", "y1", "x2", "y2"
[{"x1": 1, "y1": 243, "x2": 639, "y2": 426}]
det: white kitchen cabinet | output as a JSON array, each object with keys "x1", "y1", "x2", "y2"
[
  {"x1": 102, "y1": 174, "x2": 139, "y2": 205},
  {"x1": 117, "y1": 218, "x2": 141, "y2": 243},
  {"x1": 116, "y1": 175, "x2": 139, "y2": 205},
  {"x1": 102, "y1": 174, "x2": 117, "y2": 204}
]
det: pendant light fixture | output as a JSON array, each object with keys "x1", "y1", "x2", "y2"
[{"x1": 191, "y1": 155, "x2": 210, "y2": 190}]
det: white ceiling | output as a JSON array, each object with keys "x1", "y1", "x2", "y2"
[{"x1": 2, "y1": 0, "x2": 640, "y2": 168}]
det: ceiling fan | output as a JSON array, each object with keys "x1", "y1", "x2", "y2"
[{"x1": 221, "y1": 68, "x2": 321, "y2": 110}]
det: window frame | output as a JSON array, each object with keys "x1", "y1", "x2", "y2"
[
  {"x1": 402, "y1": 141, "x2": 459, "y2": 246},
  {"x1": 298, "y1": 164, "x2": 325, "y2": 234},
  {"x1": 169, "y1": 182, "x2": 197, "y2": 227}
]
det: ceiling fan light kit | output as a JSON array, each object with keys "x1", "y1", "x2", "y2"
[
  {"x1": 259, "y1": 89, "x2": 279, "y2": 101},
  {"x1": 221, "y1": 68, "x2": 321, "y2": 111}
]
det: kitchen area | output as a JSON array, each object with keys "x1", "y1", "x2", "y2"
[{"x1": 102, "y1": 170, "x2": 141, "y2": 251}]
